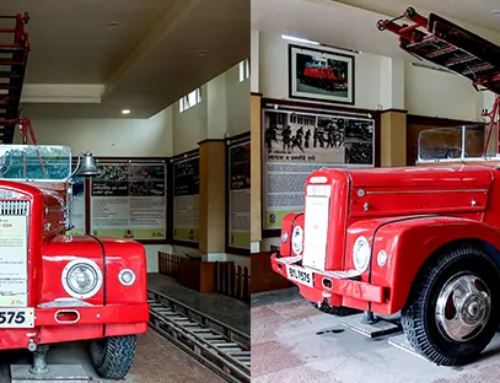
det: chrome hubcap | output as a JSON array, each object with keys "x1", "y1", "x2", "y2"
[{"x1": 436, "y1": 274, "x2": 491, "y2": 342}]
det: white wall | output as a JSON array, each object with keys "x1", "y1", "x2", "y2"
[
  {"x1": 26, "y1": 62, "x2": 251, "y2": 272},
  {"x1": 255, "y1": 30, "x2": 485, "y2": 122},
  {"x1": 251, "y1": 29, "x2": 260, "y2": 93},
  {"x1": 226, "y1": 65, "x2": 251, "y2": 137},
  {"x1": 172, "y1": 85, "x2": 208, "y2": 155},
  {"x1": 258, "y1": 31, "x2": 383, "y2": 110},
  {"x1": 22, "y1": 107, "x2": 173, "y2": 157},
  {"x1": 171, "y1": 63, "x2": 250, "y2": 155},
  {"x1": 404, "y1": 63, "x2": 480, "y2": 121}
]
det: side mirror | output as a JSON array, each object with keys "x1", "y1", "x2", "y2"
[{"x1": 72, "y1": 152, "x2": 102, "y2": 178}]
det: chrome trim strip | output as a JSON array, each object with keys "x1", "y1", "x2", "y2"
[
  {"x1": 0, "y1": 189, "x2": 26, "y2": 200},
  {"x1": 365, "y1": 189, "x2": 488, "y2": 195}
]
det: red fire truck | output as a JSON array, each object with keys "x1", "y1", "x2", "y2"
[
  {"x1": 271, "y1": 8, "x2": 500, "y2": 366},
  {"x1": 0, "y1": 144, "x2": 149, "y2": 379},
  {"x1": 0, "y1": 13, "x2": 148, "y2": 380},
  {"x1": 301, "y1": 58, "x2": 347, "y2": 90}
]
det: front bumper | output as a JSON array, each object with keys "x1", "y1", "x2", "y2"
[
  {"x1": 0, "y1": 303, "x2": 149, "y2": 351},
  {"x1": 35, "y1": 303, "x2": 150, "y2": 326},
  {"x1": 270, "y1": 253, "x2": 386, "y2": 308}
]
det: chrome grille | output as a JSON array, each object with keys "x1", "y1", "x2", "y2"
[{"x1": 0, "y1": 201, "x2": 29, "y2": 216}]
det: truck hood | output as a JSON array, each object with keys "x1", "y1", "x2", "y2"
[
  {"x1": 346, "y1": 165, "x2": 494, "y2": 189},
  {"x1": 323, "y1": 165, "x2": 494, "y2": 218}
]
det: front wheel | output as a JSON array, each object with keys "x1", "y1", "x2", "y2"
[
  {"x1": 309, "y1": 300, "x2": 360, "y2": 316},
  {"x1": 401, "y1": 244, "x2": 500, "y2": 366},
  {"x1": 90, "y1": 335, "x2": 137, "y2": 379}
]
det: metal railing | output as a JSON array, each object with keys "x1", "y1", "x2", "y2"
[{"x1": 147, "y1": 289, "x2": 250, "y2": 383}]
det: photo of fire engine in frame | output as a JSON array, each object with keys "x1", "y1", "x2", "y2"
[{"x1": 289, "y1": 44, "x2": 355, "y2": 105}]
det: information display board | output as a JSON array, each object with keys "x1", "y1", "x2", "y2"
[
  {"x1": 90, "y1": 161, "x2": 167, "y2": 241},
  {"x1": 262, "y1": 108, "x2": 375, "y2": 230},
  {"x1": 227, "y1": 135, "x2": 250, "y2": 251},
  {"x1": 172, "y1": 152, "x2": 200, "y2": 244},
  {"x1": 0, "y1": 214, "x2": 28, "y2": 307}
]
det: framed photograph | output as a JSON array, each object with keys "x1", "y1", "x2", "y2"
[{"x1": 288, "y1": 44, "x2": 355, "y2": 105}]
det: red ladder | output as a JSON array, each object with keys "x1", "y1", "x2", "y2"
[{"x1": 0, "y1": 13, "x2": 30, "y2": 144}]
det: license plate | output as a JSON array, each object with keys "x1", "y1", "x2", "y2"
[
  {"x1": 0, "y1": 308, "x2": 34, "y2": 328},
  {"x1": 287, "y1": 265, "x2": 314, "y2": 287}
]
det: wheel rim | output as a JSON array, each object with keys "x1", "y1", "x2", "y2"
[{"x1": 436, "y1": 274, "x2": 491, "y2": 342}]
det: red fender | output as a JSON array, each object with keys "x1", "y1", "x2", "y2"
[{"x1": 369, "y1": 216, "x2": 500, "y2": 314}]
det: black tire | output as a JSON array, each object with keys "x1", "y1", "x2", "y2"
[
  {"x1": 401, "y1": 244, "x2": 500, "y2": 366},
  {"x1": 309, "y1": 300, "x2": 360, "y2": 316},
  {"x1": 90, "y1": 335, "x2": 137, "y2": 379}
]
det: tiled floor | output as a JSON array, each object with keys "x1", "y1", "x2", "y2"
[
  {"x1": 0, "y1": 330, "x2": 224, "y2": 382},
  {"x1": 148, "y1": 273, "x2": 250, "y2": 335},
  {"x1": 251, "y1": 288, "x2": 500, "y2": 383}
]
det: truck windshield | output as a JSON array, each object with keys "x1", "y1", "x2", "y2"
[
  {"x1": 0, "y1": 145, "x2": 72, "y2": 181},
  {"x1": 417, "y1": 125, "x2": 492, "y2": 163}
]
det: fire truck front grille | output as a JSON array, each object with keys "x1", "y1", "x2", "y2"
[{"x1": 0, "y1": 201, "x2": 29, "y2": 216}]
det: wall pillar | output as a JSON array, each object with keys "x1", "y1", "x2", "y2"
[
  {"x1": 250, "y1": 93, "x2": 262, "y2": 252},
  {"x1": 198, "y1": 139, "x2": 226, "y2": 261},
  {"x1": 380, "y1": 110, "x2": 407, "y2": 167}
]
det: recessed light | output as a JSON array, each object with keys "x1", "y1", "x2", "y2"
[
  {"x1": 121, "y1": 109, "x2": 131, "y2": 115},
  {"x1": 281, "y1": 34, "x2": 320, "y2": 45},
  {"x1": 197, "y1": 49, "x2": 210, "y2": 57},
  {"x1": 491, "y1": 10, "x2": 500, "y2": 15}
]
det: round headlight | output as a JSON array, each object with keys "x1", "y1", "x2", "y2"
[
  {"x1": 119, "y1": 269, "x2": 136, "y2": 286},
  {"x1": 62, "y1": 259, "x2": 103, "y2": 299},
  {"x1": 292, "y1": 226, "x2": 303, "y2": 254},
  {"x1": 353, "y1": 236, "x2": 371, "y2": 273},
  {"x1": 377, "y1": 250, "x2": 388, "y2": 267},
  {"x1": 281, "y1": 231, "x2": 289, "y2": 244}
]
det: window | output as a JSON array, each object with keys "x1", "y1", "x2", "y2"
[
  {"x1": 179, "y1": 88, "x2": 202, "y2": 113},
  {"x1": 239, "y1": 58, "x2": 250, "y2": 82}
]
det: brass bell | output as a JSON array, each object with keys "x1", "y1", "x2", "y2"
[{"x1": 75, "y1": 152, "x2": 101, "y2": 177}]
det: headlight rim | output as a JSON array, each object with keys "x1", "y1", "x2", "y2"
[
  {"x1": 353, "y1": 235, "x2": 371, "y2": 273},
  {"x1": 118, "y1": 268, "x2": 136, "y2": 287},
  {"x1": 377, "y1": 249, "x2": 388, "y2": 268},
  {"x1": 61, "y1": 258, "x2": 103, "y2": 300},
  {"x1": 291, "y1": 226, "x2": 304, "y2": 254}
]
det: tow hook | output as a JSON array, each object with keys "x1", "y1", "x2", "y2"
[{"x1": 27, "y1": 339, "x2": 37, "y2": 352}]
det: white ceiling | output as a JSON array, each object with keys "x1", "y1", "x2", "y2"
[
  {"x1": 6, "y1": 0, "x2": 249, "y2": 118},
  {"x1": 252, "y1": 0, "x2": 500, "y2": 67}
]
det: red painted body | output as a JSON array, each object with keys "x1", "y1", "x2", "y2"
[
  {"x1": 0, "y1": 180, "x2": 149, "y2": 351},
  {"x1": 303, "y1": 67, "x2": 346, "y2": 87},
  {"x1": 271, "y1": 164, "x2": 500, "y2": 315}
]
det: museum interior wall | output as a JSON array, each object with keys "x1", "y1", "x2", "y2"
[
  {"x1": 14, "y1": 61, "x2": 250, "y2": 273},
  {"x1": 251, "y1": 29, "x2": 497, "y2": 258},
  {"x1": 255, "y1": 30, "x2": 493, "y2": 120}
]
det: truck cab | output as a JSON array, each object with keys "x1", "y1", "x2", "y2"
[
  {"x1": 271, "y1": 125, "x2": 500, "y2": 366},
  {"x1": 0, "y1": 144, "x2": 149, "y2": 379}
]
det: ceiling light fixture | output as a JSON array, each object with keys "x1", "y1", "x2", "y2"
[
  {"x1": 197, "y1": 49, "x2": 210, "y2": 57},
  {"x1": 281, "y1": 34, "x2": 320, "y2": 45},
  {"x1": 121, "y1": 109, "x2": 131, "y2": 115},
  {"x1": 491, "y1": 10, "x2": 500, "y2": 16}
]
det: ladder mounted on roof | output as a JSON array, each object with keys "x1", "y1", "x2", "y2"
[
  {"x1": 377, "y1": 7, "x2": 500, "y2": 154},
  {"x1": 0, "y1": 12, "x2": 30, "y2": 145}
]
